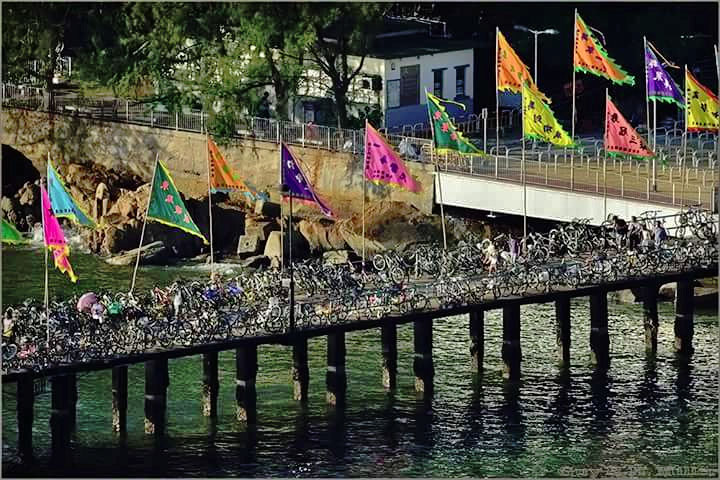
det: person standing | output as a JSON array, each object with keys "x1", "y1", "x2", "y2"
[
  {"x1": 628, "y1": 216, "x2": 642, "y2": 250},
  {"x1": 258, "y1": 92, "x2": 271, "y2": 119},
  {"x1": 654, "y1": 221, "x2": 668, "y2": 246}
]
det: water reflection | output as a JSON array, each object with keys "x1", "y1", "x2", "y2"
[
  {"x1": 588, "y1": 371, "x2": 614, "y2": 436},
  {"x1": 499, "y1": 382, "x2": 526, "y2": 454},
  {"x1": 545, "y1": 369, "x2": 573, "y2": 436}
]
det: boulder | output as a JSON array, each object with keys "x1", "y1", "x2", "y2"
[
  {"x1": 327, "y1": 227, "x2": 348, "y2": 250},
  {"x1": 340, "y1": 228, "x2": 385, "y2": 256},
  {"x1": 17, "y1": 182, "x2": 38, "y2": 207},
  {"x1": 105, "y1": 241, "x2": 168, "y2": 266},
  {"x1": 264, "y1": 231, "x2": 283, "y2": 261},
  {"x1": 298, "y1": 219, "x2": 332, "y2": 252},
  {"x1": 254, "y1": 199, "x2": 281, "y2": 218},
  {"x1": 237, "y1": 234, "x2": 262, "y2": 257},
  {"x1": 244, "y1": 216, "x2": 274, "y2": 241},
  {"x1": 659, "y1": 283, "x2": 676, "y2": 301},
  {"x1": 610, "y1": 289, "x2": 638, "y2": 304},
  {"x1": 323, "y1": 250, "x2": 350, "y2": 265}
]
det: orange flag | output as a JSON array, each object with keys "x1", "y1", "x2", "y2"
[
  {"x1": 574, "y1": 13, "x2": 635, "y2": 86},
  {"x1": 497, "y1": 29, "x2": 550, "y2": 103},
  {"x1": 604, "y1": 96, "x2": 653, "y2": 158},
  {"x1": 207, "y1": 137, "x2": 256, "y2": 196}
]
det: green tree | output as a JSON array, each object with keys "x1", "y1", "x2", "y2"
[
  {"x1": 300, "y1": 3, "x2": 387, "y2": 128},
  {"x1": 1, "y1": 3, "x2": 85, "y2": 109}
]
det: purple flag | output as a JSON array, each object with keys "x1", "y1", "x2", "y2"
[
  {"x1": 281, "y1": 143, "x2": 333, "y2": 217},
  {"x1": 645, "y1": 45, "x2": 684, "y2": 108}
]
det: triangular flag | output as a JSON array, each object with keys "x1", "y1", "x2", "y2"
[
  {"x1": 364, "y1": 122, "x2": 420, "y2": 192},
  {"x1": 522, "y1": 82, "x2": 574, "y2": 147},
  {"x1": 1, "y1": 217, "x2": 27, "y2": 244},
  {"x1": 604, "y1": 96, "x2": 654, "y2": 158},
  {"x1": 685, "y1": 68, "x2": 719, "y2": 132},
  {"x1": 47, "y1": 160, "x2": 96, "y2": 228},
  {"x1": 574, "y1": 13, "x2": 635, "y2": 86},
  {"x1": 425, "y1": 92, "x2": 484, "y2": 156},
  {"x1": 208, "y1": 137, "x2": 260, "y2": 202},
  {"x1": 281, "y1": 143, "x2": 334, "y2": 217},
  {"x1": 147, "y1": 160, "x2": 209, "y2": 243},
  {"x1": 497, "y1": 29, "x2": 551, "y2": 103},
  {"x1": 645, "y1": 44, "x2": 684, "y2": 108},
  {"x1": 41, "y1": 185, "x2": 78, "y2": 282}
]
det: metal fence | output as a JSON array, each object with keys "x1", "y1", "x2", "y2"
[{"x1": 2, "y1": 82, "x2": 717, "y2": 210}]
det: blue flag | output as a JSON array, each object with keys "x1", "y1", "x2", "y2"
[
  {"x1": 281, "y1": 143, "x2": 333, "y2": 218},
  {"x1": 47, "y1": 161, "x2": 96, "y2": 228}
]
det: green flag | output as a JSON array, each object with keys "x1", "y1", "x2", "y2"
[
  {"x1": 147, "y1": 160, "x2": 208, "y2": 244},
  {"x1": 426, "y1": 91, "x2": 484, "y2": 156},
  {"x1": 2, "y1": 217, "x2": 27, "y2": 244}
]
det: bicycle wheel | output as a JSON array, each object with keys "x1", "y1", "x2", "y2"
[{"x1": 372, "y1": 254, "x2": 387, "y2": 272}]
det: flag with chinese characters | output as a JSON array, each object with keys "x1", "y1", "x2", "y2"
[
  {"x1": 364, "y1": 122, "x2": 420, "y2": 192},
  {"x1": 147, "y1": 159, "x2": 208, "y2": 243},
  {"x1": 47, "y1": 160, "x2": 96, "y2": 228},
  {"x1": 645, "y1": 44, "x2": 684, "y2": 108},
  {"x1": 41, "y1": 185, "x2": 78, "y2": 282},
  {"x1": 574, "y1": 13, "x2": 635, "y2": 86},
  {"x1": 497, "y1": 29, "x2": 551, "y2": 103},
  {"x1": 208, "y1": 137, "x2": 259, "y2": 201},
  {"x1": 605, "y1": 96, "x2": 654, "y2": 158},
  {"x1": 425, "y1": 91, "x2": 483, "y2": 156},
  {"x1": 685, "y1": 68, "x2": 719, "y2": 132},
  {"x1": 281, "y1": 143, "x2": 334, "y2": 217},
  {"x1": 522, "y1": 82, "x2": 574, "y2": 147}
]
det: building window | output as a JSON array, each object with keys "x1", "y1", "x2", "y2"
[
  {"x1": 361, "y1": 78, "x2": 371, "y2": 90},
  {"x1": 455, "y1": 65, "x2": 468, "y2": 97},
  {"x1": 433, "y1": 69, "x2": 445, "y2": 98},
  {"x1": 400, "y1": 64, "x2": 420, "y2": 106},
  {"x1": 303, "y1": 102, "x2": 315, "y2": 123},
  {"x1": 387, "y1": 79, "x2": 400, "y2": 108}
]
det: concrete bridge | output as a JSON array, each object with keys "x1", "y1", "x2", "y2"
[{"x1": 2, "y1": 92, "x2": 717, "y2": 224}]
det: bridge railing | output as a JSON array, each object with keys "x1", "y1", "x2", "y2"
[{"x1": 2, "y1": 82, "x2": 716, "y2": 211}]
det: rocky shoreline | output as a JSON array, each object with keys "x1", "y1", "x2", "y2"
[{"x1": 2, "y1": 151, "x2": 514, "y2": 267}]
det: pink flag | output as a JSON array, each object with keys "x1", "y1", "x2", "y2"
[
  {"x1": 41, "y1": 185, "x2": 78, "y2": 283},
  {"x1": 364, "y1": 122, "x2": 419, "y2": 192}
]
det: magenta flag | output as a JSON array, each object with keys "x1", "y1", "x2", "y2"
[
  {"x1": 41, "y1": 184, "x2": 78, "y2": 282},
  {"x1": 364, "y1": 122, "x2": 419, "y2": 192}
]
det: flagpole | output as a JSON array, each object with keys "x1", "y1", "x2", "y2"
[
  {"x1": 495, "y1": 26, "x2": 500, "y2": 178},
  {"x1": 362, "y1": 121, "x2": 367, "y2": 271},
  {"x1": 643, "y1": 36, "x2": 652, "y2": 148},
  {"x1": 682, "y1": 64, "x2": 688, "y2": 207},
  {"x1": 205, "y1": 128, "x2": 215, "y2": 280},
  {"x1": 130, "y1": 152, "x2": 159, "y2": 295},
  {"x1": 652, "y1": 99, "x2": 657, "y2": 191},
  {"x1": 280, "y1": 140, "x2": 284, "y2": 273},
  {"x1": 288, "y1": 186, "x2": 295, "y2": 333},
  {"x1": 604, "y1": 88, "x2": 608, "y2": 220},
  {"x1": 521, "y1": 86, "x2": 527, "y2": 245},
  {"x1": 570, "y1": 8, "x2": 577, "y2": 190},
  {"x1": 42, "y1": 157, "x2": 50, "y2": 347},
  {"x1": 425, "y1": 89, "x2": 447, "y2": 250}
]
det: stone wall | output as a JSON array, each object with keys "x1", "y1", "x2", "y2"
[{"x1": 1, "y1": 109, "x2": 435, "y2": 218}]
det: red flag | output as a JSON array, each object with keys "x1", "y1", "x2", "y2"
[{"x1": 604, "y1": 96, "x2": 654, "y2": 158}]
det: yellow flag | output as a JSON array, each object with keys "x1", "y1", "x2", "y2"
[
  {"x1": 685, "y1": 68, "x2": 719, "y2": 132},
  {"x1": 522, "y1": 82, "x2": 574, "y2": 147},
  {"x1": 497, "y1": 30, "x2": 551, "y2": 103}
]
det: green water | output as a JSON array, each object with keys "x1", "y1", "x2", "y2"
[{"x1": 2, "y1": 246, "x2": 718, "y2": 477}]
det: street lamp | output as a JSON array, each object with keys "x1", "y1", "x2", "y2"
[{"x1": 513, "y1": 25, "x2": 560, "y2": 86}]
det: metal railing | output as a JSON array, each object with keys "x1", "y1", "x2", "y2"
[{"x1": 2, "y1": 82, "x2": 717, "y2": 210}]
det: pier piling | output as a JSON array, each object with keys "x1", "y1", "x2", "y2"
[
  {"x1": 112, "y1": 366, "x2": 128, "y2": 433},
  {"x1": 555, "y1": 296, "x2": 571, "y2": 367},
  {"x1": 674, "y1": 279, "x2": 694, "y2": 355},
  {"x1": 292, "y1": 338, "x2": 309, "y2": 402},
  {"x1": 17, "y1": 374, "x2": 34, "y2": 462},
  {"x1": 144, "y1": 359, "x2": 169, "y2": 435},
  {"x1": 502, "y1": 305, "x2": 522, "y2": 380},
  {"x1": 413, "y1": 319, "x2": 434, "y2": 394},
  {"x1": 381, "y1": 324, "x2": 397, "y2": 390},
  {"x1": 589, "y1": 291, "x2": 610, "y2": 369},
  {"x1": 326, "y1": 332, "x2": 347, "y2": 406},
  {"x1": 50, "y1": 374, "x2": 74, "y2": 462},
  {"x1": 202, "y1": 352, "x2": 219, "y2": 417},
  {"x1": 641, "y1": 284, "x2": 660, "y2": 354},
  {"x1": 469, "y1": 310, "x2": 484, "y2": 373},
  {"x1": 236, "y1": 345, "x2": 258, "y2": 424}
]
